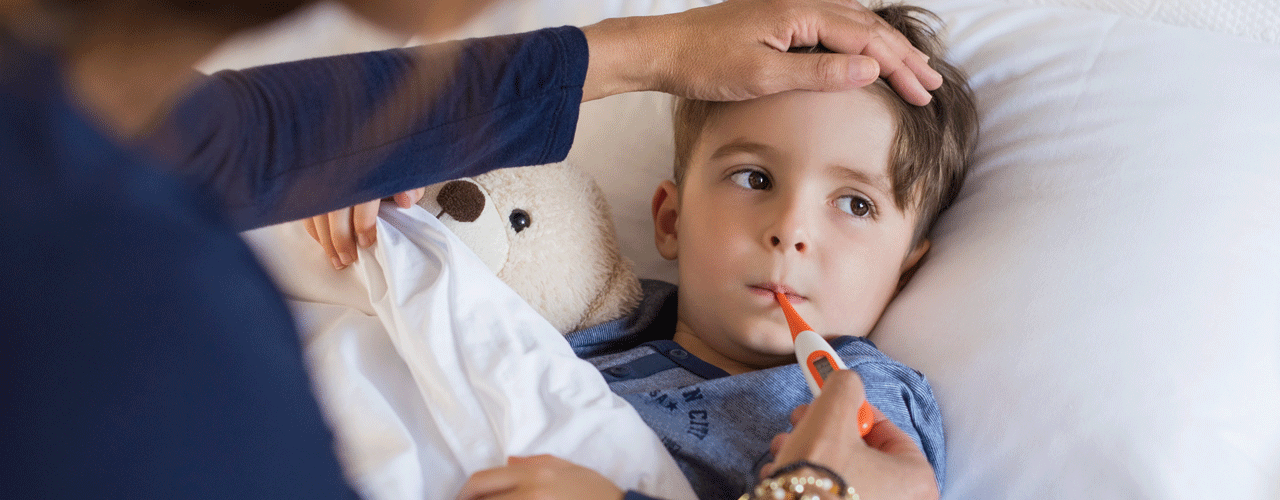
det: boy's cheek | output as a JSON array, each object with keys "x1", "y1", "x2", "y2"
[{"x1": 821, "y1": 278, "x2": 899, "y2": 337}]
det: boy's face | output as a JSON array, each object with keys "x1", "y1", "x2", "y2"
[{"x1": 653, "y1": 88, "x2": 928, "y2": 370}]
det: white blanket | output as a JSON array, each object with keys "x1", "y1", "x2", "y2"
[{"x1": 241, "y1": 206, "x2": 695, "y2": 500}]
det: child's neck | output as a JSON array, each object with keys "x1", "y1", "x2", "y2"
[{"x1": 671, "y1": 320, "x2": 787, "y2": 376}]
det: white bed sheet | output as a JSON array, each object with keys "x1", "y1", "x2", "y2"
[{"x1": 241, "y1": 208, "x2": 695, "y2": 500}]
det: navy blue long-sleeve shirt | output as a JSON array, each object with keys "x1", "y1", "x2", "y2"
[
  {"x1": 147, "y1": 28, "x2": 585, "y2": 230},
  {"x1": 1, "y1": 26, "x2": 586, "y2": 498}
]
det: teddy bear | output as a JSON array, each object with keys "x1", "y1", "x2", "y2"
[{"x1": 417, "y1": 162, "x2": 642, "y2": 334}]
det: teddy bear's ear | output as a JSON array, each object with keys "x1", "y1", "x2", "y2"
[{"x1": 418, "y1": 177, "x2": 511, "y2": 274}]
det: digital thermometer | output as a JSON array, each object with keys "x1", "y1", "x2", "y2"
[{"x1": 775, "y1": 292, "x2": 876, "y2": 437}]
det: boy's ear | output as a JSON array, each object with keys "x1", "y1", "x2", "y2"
[
  {"x1": 651, "y1": 180, "x2": 680, "y2": 260},
  {"x1": 897, "y1": 239, "x2": 931, "y2": 292}
]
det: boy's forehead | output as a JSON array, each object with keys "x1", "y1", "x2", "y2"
[
  {"x1": 709, "y1": 86, "x2": 894, "y2": 125},
  {"x1": 695, "y1": 87, "x2": 898, "y2": 176}
]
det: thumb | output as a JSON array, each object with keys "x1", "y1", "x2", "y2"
[{"x1": 773, "y1": 52, "x2": 880, "y2": 93}]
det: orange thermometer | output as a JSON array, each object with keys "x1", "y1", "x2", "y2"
[{"x1": 775, "y1": 292, "x2": 876, "y2": 437}]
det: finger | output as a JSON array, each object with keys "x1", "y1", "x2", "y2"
[
  {"x1": 512, "y1": 454, "x2": 565, "y2": 469},
  {"x1": 886, "y1": 65, "x2": 932, "y2": 105},
  {"x1": 352, "y1": 200, "x2": 380, "y2": 248},
  {"x1": 508, "y1": 454, "x2": 550, "y2": 465},
  {"x1": 769, "y1": 432, "x2": 790, "y2": 457},
  {"x1": 853, "y1": 18, "x2": 941, "y2": 92},
  {"x1": 454, "y1": 467, "x2": 519, "y2": 500},
  {"x1": 403, "y1": 187, "x2": 427, "y2": 207},
  {"x1": 305, "y1": 217, "x2": 319, "y2": 243},
  {"x1": 394, "y1": 187, "x2": 427, "y2": 209},
  {"x1": 872, "y1": 405, "x2": 890, "y2": 423},
  {"x1": 852, "y1": 8, "x2": 943, "y2": 90},
  {"x1": 815, "y1": 10, "x2": 940, "y2": 104},
  {"x1": 312, "y1": 214, "x2": 344, "y2": 270},
  {"x1": 904, "y1": 52, "x2": 942, "y2": 90},
  {"x1": 858, "y1": 37, "x2": 933, "y2": 105},
  {"x1": 807, "y1": 10, "x2": 898, "y2": 69},
  {"x1": 818, "y1": 370, "x2": 867, "y2": 401},
  {"x1": 759, "y1": 460, "x2": 777, "y2": 480},
  {"x1": 772, "y1": 371, "x2": 870, "y2": 467},
  {"x1": 789, "y1": 404, "x2": 811, "y2": 426},
  {"x1": 394, "y1": 191, "x2": 413, "y2": 208},
  {"x1": 861, "y1": 407, "x2": 926, "y2": 458},
  {"x1": 326, "y1": 208, "x2": 358, "y2": 267},
  {"x1": 767, "y1": 52, "x2": 879, "y2": 94}
]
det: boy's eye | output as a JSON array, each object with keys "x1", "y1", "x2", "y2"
[
  {"x1": 729, "y1": 169, "x2": 772, "y2": 190},
  {"x1": 837, "y1": 195, "x2": 875, "y2": 218}
]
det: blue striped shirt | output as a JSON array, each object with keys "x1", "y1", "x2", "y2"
[{"x1": 569, "y1": 280, "x2": 945, "y2": 500}]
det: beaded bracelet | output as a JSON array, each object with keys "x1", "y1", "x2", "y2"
[{"x1": 737, "y1": 460, "x2": 860, "y2": 500}]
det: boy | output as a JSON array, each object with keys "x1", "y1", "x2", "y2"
[
  {"x1": 561, "y1": 4, "x2": 978, "y2": 499},
  {"x1": 458, "y1": 4, "x2": 976, "y2": 499}
]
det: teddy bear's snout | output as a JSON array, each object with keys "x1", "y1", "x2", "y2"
[{"x1": 436, "y1": 180, "x2": 485, "y2": 223}]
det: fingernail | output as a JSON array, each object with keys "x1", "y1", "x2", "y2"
[
  {"x1": 338, "y1": 252, "x2": 353, "y2": 266},
  {"x1": 357, "y1": 233, "x2": 370, "y2": 248},
  {"x1": 331, "y1": 256, "x2": 345, "y2": 270},
  {"x1": 850, "y1": 58, "x2": 878, "y2": 82}
]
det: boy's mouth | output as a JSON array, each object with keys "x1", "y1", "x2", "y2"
[{"x1": 749, "y1": 283, "x2": 805, "y2": 303}]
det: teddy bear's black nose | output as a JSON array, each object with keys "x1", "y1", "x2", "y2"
[{"x1": 436, "y1": 180, "x2": 484, "y2": 223}]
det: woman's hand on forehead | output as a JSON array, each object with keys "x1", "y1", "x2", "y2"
[{"x1": 581, "y1": 0, "x2": 942, "y2": 105}]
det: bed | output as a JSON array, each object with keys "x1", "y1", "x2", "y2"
[{"x1": 208, "y1": 0, "x2": 1280, "y2": 498}]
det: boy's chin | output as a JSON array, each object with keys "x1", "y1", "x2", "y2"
[{"x1": 740, "y1": 341, "x2": 801, "y2": 367}]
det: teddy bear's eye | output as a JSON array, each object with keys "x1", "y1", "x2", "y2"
[{"x1": 509, "y1": 209, "x2": 531, "y2": 233}]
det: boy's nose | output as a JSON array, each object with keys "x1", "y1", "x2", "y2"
[
  {"x1": 764, "y1": 195, "x2": 811, "y2": 253},
  {"x1": 770, "y1": 235, "x2": 806, "y2": 252}
]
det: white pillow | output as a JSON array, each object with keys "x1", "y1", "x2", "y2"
[{"x1": 875, "y1": 1, "x2": 1280, "y2": 497}]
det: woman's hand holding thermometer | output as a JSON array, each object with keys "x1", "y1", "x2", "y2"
[{"x1": 775, "y1": 292, "x2": 875, "y2": 438}]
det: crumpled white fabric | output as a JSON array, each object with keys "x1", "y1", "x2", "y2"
[{"x1": 241, "y1": 205, "x2": 695, "y2": 500}]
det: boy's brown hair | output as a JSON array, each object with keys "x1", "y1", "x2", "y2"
[{"x1": 672, "y1": 3, "x2": 978, "y2": 246}]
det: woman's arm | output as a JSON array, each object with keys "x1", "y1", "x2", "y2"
[{"x1": 145, "y1": 27, "x2": 588, "y2": 231}]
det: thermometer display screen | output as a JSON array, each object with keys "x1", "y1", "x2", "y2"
[{"x1": 812, "y1": 355, "x2": 835, "y2": 381}]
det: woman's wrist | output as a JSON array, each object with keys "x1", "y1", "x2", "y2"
[
  {"x1": 741, "y1": 460, "x2": 859, "y2": 500},
  {"x1": 580, "y1": 15, "x2": 669, "y2": 102}
]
